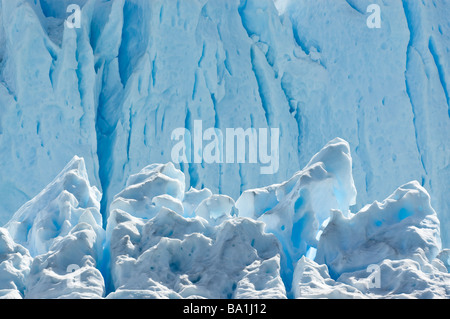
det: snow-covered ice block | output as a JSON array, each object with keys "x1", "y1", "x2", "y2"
[
  {"x1": 1, "y1": 156, "x2": 105, "y2": 299},
  {"x1": 109, "y1": 163, "x2": 185, "y2": 220},
  {"x1": 0, "y1": 228, "x2": 32, "y2": 299},
  {"x1": 316, "y1": 181, "x2": 442, "y2": 279},
  {"x1": 108, "y1": 207, "x2": 284, "y2": 299},
  {"x1": 107, "y1": 163, "x2": 285, "y2": 298},
  {"x1": 182, "y1": 187, "x2": 213, "y2": 218},
  {"x1": 152, "y1": 194, "x2": 184, "y2": 216},
  {"x1": 5, "y1": 156, "x2": 104, "y2": 257},
  {"x1": 0, "y1": 290, "x2": 23, "y2": 299},
  {"x1": 338, "y1": 258, "x2": 450, "y2": 299},
  {"x1": 234, "y1": 256, "x2": 287, "y2": 299},
  {"x1": 436, "y1": 249, "x2": 450, "y2": 273},
  {"x1": 236, "y1": 138, "x2": 357, "y2": 288},
  {"x1": 25, "y1": 223, "x2": 105, "y2": 299},
  {"x1": 293, "y1": 255, "x2": 450, "y2": 299}
]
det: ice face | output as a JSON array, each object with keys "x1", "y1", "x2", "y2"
[
  {"x1": 106, "y1": 163, "x2": 285, "y2": 299},
  {"x1": 0, "y1": 0, "x2": 448, "y2": 249},
  {"x1": 282, "y1": 0, "x2": 450, "y2": 248},
  {"x1": 292, "y1": 256, "x2": 366, "y2": 299},
  {"x1": 0, "y1": 0, "x2": 449, "y2": 299},
  {"x1": 315, "y1": 181, "x2": 442, "y2": 279},
  {"x1": 0, "y1": 0, "x2": 101, "y2": 226}
]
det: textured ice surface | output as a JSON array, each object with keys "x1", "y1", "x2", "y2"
[
  {"x1": 293, "y1": 256, "x2": 450, "y2": 299},
  {"x1": 315, "y1": 181, "x2": 442, "y2": 278},
  {"x1": 5, "y1": 156, "x2": 104, "y2": 257},
  {"x1": 0, "y1": 0, "x2": 449, "y2": 299},
  {"x1": 3, "y1": 156, "x2": 105, "y2": 298},
  {"x1": 106, "y1": 163, "x2": 285, "y2": 299},
  {"x1": 0, "y1": 0, "x2": 448, "y2": 249},
  {"x1": 236, "y1": 138, "x2": 356, "y2": 290},
  {"x1": 0, "y1": 228, "x2": 32, "y2": 299},
  {"x1": 25, "y1": 223, "x2": 105, "y2": 299},
  {"x1": 293, "y1": 256, "x2": 365, "y2": 299},
  {"x1": 297, "y1": 179, "x2": 450, "y2": 299}
]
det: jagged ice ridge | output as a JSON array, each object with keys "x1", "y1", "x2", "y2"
[
  {"x1": 0, "y1": 0, "x2": 449, "y2": 247},
  {"x1": 0, "y1": 138, "x2": 448, "y2": 299}
]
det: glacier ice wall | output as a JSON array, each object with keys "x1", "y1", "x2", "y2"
[{"x1": 0, "y1": 0, "x2": 449, "y2": 250}]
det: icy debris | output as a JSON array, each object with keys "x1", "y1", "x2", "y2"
[
  {"x1": 234, "y1": 256, "x2": 287, "y2": 299},
  {"x1": 25, "y1": 223, "x2": 105, "y2": 299},
  {"x1": 292, "y1": 257, "x2": 366, "y2": 299},
  {"x1": 0, "y1": 228, "x2": 32, "y2": 299},
  {"x1": 152, "y1": 194, "x2": 184, "y2": 216},
  {"x1": 106, "y1": 163, "x2": 285, "y2": 299},
  {"x1": 436, "y1": 249, "x2": 450, "y2": 273},
  {"x1": 315, "y1": 181, "x2": 442, "y2": 279},
  {"x1": 195, "y1": 194, "x2": 237, "y2": 226},
  {"x1": 0, "y1": 137, "x2": 449, "y2": 299},
  {"x1": 293, "y1": 256, "x2": 450, "y2": 299},
  {"x1": 182, "y1": 187, "x2": 213, "y2": 217},
  {"x1": 109, "y1": 163, "x2": 186, "y2": 220},
  {"x1": 2, "y1": 156, "x2": 105, "y2": 299},
  {"x1": 338, "y1": 258, "x2": 450, "y2": 299},
  {"x1": 107, "y1": 209, "x2": 284, "y2": 299}
]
